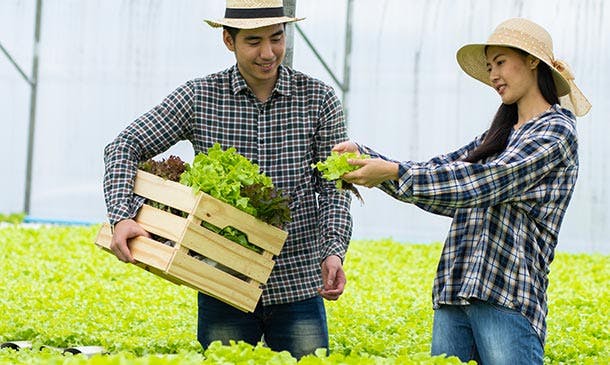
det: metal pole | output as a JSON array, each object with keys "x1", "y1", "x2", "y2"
[
  {"x1": 283, "y1": 0, "x2": 296, "y2": 67},
  {"x1": 295, "y1": 24, "x2": 344, "y2": 89},
  {"x1": 342, "y1": 0, "x2": 354, "y2": 122},
  {"x1": 0, "y1": 42, "x2": 34, "y2": 86},
  {"x1": 23, "y1": 0, "x2": 43, "y2": 214}
]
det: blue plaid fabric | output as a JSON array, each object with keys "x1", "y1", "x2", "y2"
[
  {"x1": 103, "y1": 65, "x2": 352, "y2": 305},
  {"x1": 360, "y1": 104, "x2": 578, "y2": 345}
]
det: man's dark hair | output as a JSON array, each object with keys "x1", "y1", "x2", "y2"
[{"x1": 223, "y1": 26, "x2": 240, "y2": 40}]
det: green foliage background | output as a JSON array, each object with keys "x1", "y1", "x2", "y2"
[{"x1": 0, "y1": 225, "x2": 607, "y2": 364}]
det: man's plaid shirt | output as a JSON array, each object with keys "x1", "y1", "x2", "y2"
[
  {"x1": 360, "y1": 105, "x2": 578, "y2": 345},
  {"x1": 104, "y1": 64, "x2": 353, "y2": 305}
]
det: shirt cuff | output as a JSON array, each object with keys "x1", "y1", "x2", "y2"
[
  {"x1": 107, "y1": 196, "x2": 145, "y2": 225},
  {"x1": 396, "y1": 162, "x2": 414, "y2": 198},
  {"x1": 321, "y1": 240, "x2": 346, "y2": 263}
]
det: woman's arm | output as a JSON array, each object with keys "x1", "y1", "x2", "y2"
[
  {"x1": 387, "y1": 118, "x2": 577, "y2": 209},
  {"x1": 340, "y1": 116, "x2": 576, "y2": 212}
]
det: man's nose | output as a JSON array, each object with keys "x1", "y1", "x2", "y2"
[{"x1": 260, "y1": 41, "x2": 274, "y2": 59}]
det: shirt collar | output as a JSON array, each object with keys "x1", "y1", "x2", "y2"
[{"x1": 230, "y1": 64, "x2": 292, "y2": 98}]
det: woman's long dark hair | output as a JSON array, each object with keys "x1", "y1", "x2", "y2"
[{"x1": 463, "y1": 48, "x2": 560, "y2": 163}]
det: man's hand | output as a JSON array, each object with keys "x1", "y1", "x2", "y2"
[
  {"x1": 110, "y1": 219, "x2": 150, "y2": 263},
  {"x1": 332, "y1": 141, "x2": 359, "y2": 154},
  {"x1": 318, "y1": 255, "x2": 346, "y2": 301}
]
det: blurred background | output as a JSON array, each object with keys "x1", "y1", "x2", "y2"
[{"x1": 1, "y1": 0, "x2": 608, "y2": 253}]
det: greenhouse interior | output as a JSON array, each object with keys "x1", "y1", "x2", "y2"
[{"x1": 1, "y1": 1, "x2": 608, "y2": 364}]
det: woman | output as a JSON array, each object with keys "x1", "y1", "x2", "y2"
[{"x1": 334, "y1": 18, "x2": 591, "y2": 364}]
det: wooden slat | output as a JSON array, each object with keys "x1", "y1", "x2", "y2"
[
  {"x1": 94, "y1": 223, "x2": 173, "y2": 271},
  {"x1": 134, "y1": 169, "x2": 287, "y2": 255},
  {"x1": 135, "y1": 205, "x2": 188, "y2": 243},
  {"x1": 168, "y1": 251, "x2": 261, "y2": 312},
  {"x1": 247, "y1": 251, "x2": 274, "y2": 287},
  {"x1": 95, "y1": 222, "x2": 263, "y2": 312},
  {"x1": 136, "y1": 264, "x2": 186, "y2": 286},
  {"x1": 95, "y1": 224, "x2": 192, "y2": 287},
  {"x1": 94, "y1": 223, "x2": 113, "y2": 249},
  {"x1": 134, "y1": 170, "x2": 200, "y2": 213},
  {"x1": 181, "y1": 222, "x2": 274, "y2": 283},
  {"x1": 194, "y1": 193, "x2": 288, "y2": 255}
]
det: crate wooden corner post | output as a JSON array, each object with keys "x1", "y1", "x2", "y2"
[{"x1": 94, "y1": 169, "x2": 289, "y2": 313}]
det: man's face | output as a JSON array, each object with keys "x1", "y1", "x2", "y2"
[{"x1": 223, "y1": 24, "x2": 286, "y2": 89}]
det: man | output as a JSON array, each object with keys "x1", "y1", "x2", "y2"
[{"x1": 103, "y1": 0, "x2": 352, "y2": 358}]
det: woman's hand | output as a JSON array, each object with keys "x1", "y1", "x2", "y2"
[{"x1": 342, "y1": 158, "x2": 399, "y2": 188}]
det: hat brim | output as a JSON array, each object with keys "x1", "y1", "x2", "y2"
[
  {"x1": 204, "y1": 16, "x2": 304, "y2": 29},
  {"x1": 456, "y1": 43, "x2": 571, "y2": 97}
]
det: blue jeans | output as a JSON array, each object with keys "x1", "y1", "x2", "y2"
[
  {"x1": 431, "y1": 300, "x2": 544, "y2": 364},
  {"x1": 197, "y1": 293, "x2": 328, "y2": 359}
]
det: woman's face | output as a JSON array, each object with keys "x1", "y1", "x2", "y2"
[{"x1": 485, "y1": 46, "x2": 539, "y2": 105}]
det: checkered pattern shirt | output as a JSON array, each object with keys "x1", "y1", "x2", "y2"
[
  {"x1": 360, "y1": 105, "x2": 578, "y2": 345},
  {"x1": 103, "y1": 64, "x2": 352, "y2": 305}
]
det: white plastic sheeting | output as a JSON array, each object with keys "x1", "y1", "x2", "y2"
[{"x1": 1, "y1": 1, "x2": 608, "y2": 253}]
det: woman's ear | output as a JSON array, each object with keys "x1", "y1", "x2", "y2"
[{"x1": 527, "y1": 55, "x2": 540, "y2": 69}]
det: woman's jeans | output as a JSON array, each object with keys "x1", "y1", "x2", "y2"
[
  {"x1": 197, "y1": 293, "x2": 328, "y2": 359},
  {"x1": 431, "y1": 300, "x2": 544, "y2": 364}
]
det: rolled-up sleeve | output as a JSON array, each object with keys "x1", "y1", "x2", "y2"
[{"x1": 103, "y1": 82, "x2": 195, "y2": 224}]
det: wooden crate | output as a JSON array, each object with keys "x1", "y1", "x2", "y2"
[{"x1": 95, "y1": 170, "x2": 288, "y2": 312}]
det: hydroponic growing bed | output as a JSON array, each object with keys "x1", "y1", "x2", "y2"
[{"x1": 0, "y1": 225, "x2": 607, "y2": 364}]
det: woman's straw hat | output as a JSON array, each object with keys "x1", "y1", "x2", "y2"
[
  {"x1": 456, "y1": 18, "x2": 591, "y2": 117},
  {"x1": 205, "y1": 0, "x2": 304, "y2": 30}
]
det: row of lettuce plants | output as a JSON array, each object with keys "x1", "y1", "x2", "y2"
[{"x1": 0, "y1": 225, "x2": 607, "y2": 364}]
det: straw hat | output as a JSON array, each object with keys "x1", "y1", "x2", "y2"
[
  {"x1": 205, "y1": 0, "x2": 304, "y2": 29},
  {"x1": 456, "y1": 18, "x2": 591, "y2": 117}
]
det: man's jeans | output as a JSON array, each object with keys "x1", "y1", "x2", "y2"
[
  {"x1": 197, "y1": 293, "x2": 328, "y2": 359},
  {"x1": 431, "y1": 300, "x2": 544, "y2": 364}
]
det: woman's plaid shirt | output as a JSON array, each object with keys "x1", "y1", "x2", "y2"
[
  {"x1": 104, "y1": 65, "x2": 353, "y2": 305},
  {"x1": 361, "y1": 105, "x2": 578, "y2": 345}
]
